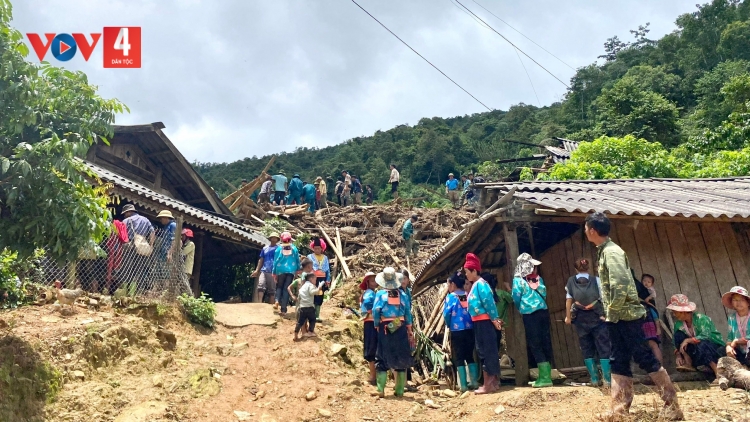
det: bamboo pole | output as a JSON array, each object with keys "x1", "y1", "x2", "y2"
[{"x1": 320, "y1": 227, "x2": 352, "y2": 279}]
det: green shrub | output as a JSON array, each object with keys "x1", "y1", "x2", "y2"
[
  {"x1": 178, "y1": 293, "x2": 216, "y2": 328},
  {"x1": 0, "y1": 249, "x2": 45, "y2": 309}
]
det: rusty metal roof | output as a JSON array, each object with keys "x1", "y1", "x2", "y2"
[
  {"x1": 487, "y1": 177, "x2": 750, "y2": 219},
  {"x1": 85, "y1": 160, "x2": 268, "y2": 247}
]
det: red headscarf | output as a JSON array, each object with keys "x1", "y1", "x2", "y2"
[{"x1": 463, "y1": 253, "x2": 481, "y2": 272}]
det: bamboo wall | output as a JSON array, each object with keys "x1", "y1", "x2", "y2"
[{"x1": 492, "y1": 220, "x2": 750, "y2": 369}]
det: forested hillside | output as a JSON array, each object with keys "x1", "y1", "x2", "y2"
[{"x1": 195, "y1": 0, "x2": 750, "y2": 197}]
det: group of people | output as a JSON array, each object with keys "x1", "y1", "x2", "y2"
[
  {"x1": 79, "y1": 204, "x2": 196, "y2": 295},
  {"x1": 250, "y1": 232, "x2": 331, "y2": 325},
  {"x1": 257, "y1": 166, "x2": 398, "y2": 213},
  {"x1": 417, "y1": 211, "x2": 749, "y2": 420},
  {"x1": 444, "y1": 172, "x2": 483, "y2": 209}
]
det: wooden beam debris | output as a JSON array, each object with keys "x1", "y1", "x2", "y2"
[{"x1": 320, "y1": 227, "x2": 352, "y2": 279}]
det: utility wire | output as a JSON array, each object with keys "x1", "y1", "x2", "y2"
[
  {"x1": 471, "y1": 0, "x2": 575, "y2": 71},
  {"x1": 349, "y1": 0, "x2": 493, "y2": 112},
  {"x1": 448, "y1": 0, "x2": 540, "y2": 106},
  {"x1": 454, "y1": 0, "x2": 570, "y2": 88}
]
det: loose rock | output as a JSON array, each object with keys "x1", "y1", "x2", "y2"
[
  {"x1": 152, "y1": 374, "x2": 164, "y2": 388},
  {"x1": 424, "y1": 399, "x2": 440, "y2": 409},
  {"x1": 71, "y1": 370, "x2": 85, "y2": 381},
  {"x1": 494, "y1": 405, "x2": 506, "y2": 414},
  {"x1": 306, "y1": 390, "x2": 317, "y2": 401},
  {"x1": 331, "y1": 343, "x2": 347, "y2": 356},
  {"x1": 442, "y1": 389, "x2": 457, "y2": 398},
  {"x1": 317, "y1": 408, "x2": 332, "y2": 418},
  {"x1": 155, "y1": 328, "x2": 177, "y2": 351},
  {"x1": 234, "y1": 410, "x2": 252, "y2": 421}
]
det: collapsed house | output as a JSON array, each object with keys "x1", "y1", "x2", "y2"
[
  {"x1": 81, "y1": 122, "x2": 268, "y2": 295},
  {"x1": 414, "y1": 177, "x2": 750, "y2": 384}
]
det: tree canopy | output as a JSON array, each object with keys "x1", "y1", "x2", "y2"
[
  {"x1": 0, "y1": 0, "x2": 127, "y2": 260},
  {"x1": 195, "y1": 0, "x2": 750, "y2": 196}
]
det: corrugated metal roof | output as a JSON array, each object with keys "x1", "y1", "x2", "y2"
[
  {"x1": 546, "y1": 138, "x2": 579, "y2": 164},
  {"x1": 84, "y1": 160, "x2": 268, "y2": 247},
  {"x1": 488, "y1": 178, "x2": 750, "y2": 218}
]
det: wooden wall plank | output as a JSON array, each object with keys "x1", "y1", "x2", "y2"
[
  {"x1": 700, "y1": 223, "x2": 737, "y2": 318},
  {"x1": 614, "y1": 221, "x2": 643, "y2": 278},
  {"x1": 570, "y1": 228, "x2": 584, "y2": 262},
  {"x1": 634, "y1": 221, "x2": 668, "y2": 308},
  {"x1": 652, "y1": 222, "x2": 683, "y2": 299},
  {"x1": 540, "y1": 243, "x2": 569, "y2": 368},
  {"x1": 664, "y1": 222, "x2": 705, "y2": 314},
  {"x1": 724, "y1": 223, "x2": 750, "y2": 285},
  {"x1": 682, "y1": 222, "x2": 727, "y2": 334}
]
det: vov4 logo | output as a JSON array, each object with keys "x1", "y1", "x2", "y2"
[{"x1": 26, "y1": 27, "x2": 141, "y2": 68}]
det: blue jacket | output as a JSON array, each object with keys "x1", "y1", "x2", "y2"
[
  {"x1": 307, "y1": 253, "x2": 330, "y2": 282},
  {"x1": 288, "y1": 177, "x2": 304, "y2": 195},
  {"x1": 373, "y1": 289, "x2": 413, "y2": 326},
  {"x1": 273, "y1": 244, "x2": 300, "y2": 275},
  {"x1": 402, "y1": 219, "x2": 414, "y2": 240},
  {"x1": 361, "y1": 289, "x2": 376, "y2": 318},
  {"x1": 302, "y1": 183, "x2": 317, "y2": 201},
  {"x1": 467, "y1": 278, "x2": 500, "y2": 320},
  {"x1": 443, "y1": 290, "x2": 473, "y2": 331},
  {"x1": 512, "y1": 275, "x2": 548, "y2": 315}
]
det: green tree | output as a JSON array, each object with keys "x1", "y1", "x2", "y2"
[
  {"x1": 0, "y1": 0, "x2": 127, "y2": 260},
  {"x1": 594, "y1": 78, "x2": 680, "y2": 145},
  {"x1": 718, "y1": 20, "x2": 750, "y2": 61}
]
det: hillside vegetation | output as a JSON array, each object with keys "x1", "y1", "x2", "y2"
[{"x1": 195, "y1": 0, "x2": 750, "y2": 197}]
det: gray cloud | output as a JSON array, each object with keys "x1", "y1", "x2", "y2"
[{"x1": 12, "y1": 0, "x2": 697, "y2": 163}]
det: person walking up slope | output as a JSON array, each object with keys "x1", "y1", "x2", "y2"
[
  {"x1": 273, "y1": 232, "x2": 301, "y2": 316},
  {"x1": 585, "y1": 212, "x2": 682, "y2": 421}
]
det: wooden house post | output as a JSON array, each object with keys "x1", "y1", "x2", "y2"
[
  {"x1": 191, "y1": 232, "x2": 204, "y2": 297},
  {"x1": 503, "y1": 222, "x2": 529, "y2": 386}
]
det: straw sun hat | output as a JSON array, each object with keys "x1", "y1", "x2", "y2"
[{"x1": 376, "y1": 267, "x2": 403, "y2": 290}]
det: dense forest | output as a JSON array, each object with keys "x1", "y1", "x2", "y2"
[{"x1": 195, "y1": 0, "x2": 750, "y2": 199}]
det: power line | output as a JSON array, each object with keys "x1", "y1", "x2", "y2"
[
  {"x1": 349, "y1": 0, "x2": 494, "y2": 112},
  {"x1": 470, "y1": 0, "x2": 576, "y2": 71},
  {"x1": 454, "y1": 0, "x2": 569, "y2": 88}
]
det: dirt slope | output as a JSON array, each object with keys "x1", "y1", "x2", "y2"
[{"x1": 2, "y1": 301, "x2": 750, "y2": 422}]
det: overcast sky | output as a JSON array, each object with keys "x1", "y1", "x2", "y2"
[{"x1": 12, "y1": 0, "x2": 697, "y2": 163}]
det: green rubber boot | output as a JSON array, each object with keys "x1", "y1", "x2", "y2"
[
  {"x1": 467, "y1": 363, "x2": 480, "y2": 390},
  {"x1": 584, "y1": 358, "x2": 601, "y2": 386},
  {"x1": 394, "y1": 371, "x2": 407, "y2": 397},
  {"x1": 599, "y1": 359, "x2": 612, "y2": 386},
  {"x1": 456, "y1": 366, "x2": 469, "y2": 392},
  {"x1": 315, "y1": 305, "x2": 322, "y2": 322},
  {"x1": 532, "y1": 362, "x2": 553, "y2": 388},
  {"x1": 376, "y1": 371, "x2": 387, "y2": 398}
]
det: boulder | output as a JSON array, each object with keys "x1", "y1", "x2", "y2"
[{"x1": 155, "y1": 329, "x2": 176, "y2": 351}]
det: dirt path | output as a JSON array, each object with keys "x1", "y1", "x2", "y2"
[{"x1": 2, "y1": 303, "x2": 750, "y2": 422}]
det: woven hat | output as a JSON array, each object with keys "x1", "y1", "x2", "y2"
[
  {"x1": 121, "y1": 204, "x2": 136, "y2": 214},
  {"x1": 316, "y1": 176, "x2": 323, "y2": 181},
  {"x1": 448, "y1": 173, "x2": 454, "y2": 177},
  {"x1": 666, "y1": 294, "x2": 696, "y2": 312},
  {"x1": 157, "y1": 210, "x2": 174, "y2": 219},
  {"x1": 514, "y1": 253, "x2": 541, "y2": 278},
  {"x1": 268, "y1": 232, "x2": 280, "y2": 241},
  {"x1": 376, "y1": 267, "x2": 403, "y2": 290},
  {"x1": 722, "y1": 286, "x2": 750, "y2": 310}
]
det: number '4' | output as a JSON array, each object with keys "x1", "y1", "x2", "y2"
[{"x1": 114, "y1": 28, "x2": 131, "y2": 56}]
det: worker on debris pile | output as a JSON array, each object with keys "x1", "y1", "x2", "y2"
[
  {"x1": 352, "y1": 175, "x2": 363, "y2": 205},
  {"x1": 443, "y1": 270, "x2": 480, "y2": 392},
  {"x1": 388, "y1": 164, "x2": 400, "y2": 200},
  {"x1": 314, "y1": 176, "x2": 327, "y2": 209},
  {"x1": 272, "y1": 170, "x2": 288, "y2": 206},
  {"x1": 302, "y1": 181, "x2": 317, "y2": 214},
  {"x1": 360, "y1": 272, "x2": 378, "y2": 385},
  {"x1": 512, "y1": 253, "x2": 555, "y2": 388},
  {"x1": 341, "y1": 171, "x2": 352, "y2": 206},
  {"x1": 251, "y1": 232, "x2": 280, "y2": 304},
  {"x1": 464, "y1": 253, "x2": 502, "y2": 394},
  {"x1": 258, "y1": 175, "x2": 273, "y2": 205},
  {"x1": 445, "y1": 173, "x2": 460, "y2": 209},
  {"x1": 273, "y1": 232, "x2": 301, "y2": 316},
  {"x1": 365, "y1": 184, "x2": 374, "y2": 205},
  {"x1": 288, "y1": 174, "x2": 304, "y2": 205},
  {"x1": 402, "y1": 215, "x2": 419, "y2": 258},
  {"x1": 308, "y1": 238, "x2": 331, "y2": 322},
  {"x1": 564, "y1": 258, "x2": 612, "y2": 387},
  {"x1": 584, "y1": 212, "x2": 682, "y2": 421},
  {"x1": 372, "y1": 267, "x2": 414, "y2": 398}
]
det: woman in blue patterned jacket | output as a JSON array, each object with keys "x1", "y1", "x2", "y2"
[
  {"x1": 372, "y1": 267, "x2": 414, "y2": 397},
  {"x1": 443, "y1": 270, "x2": 479, "y2": 392}
]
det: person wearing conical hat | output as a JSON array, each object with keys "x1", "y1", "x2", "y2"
[
  {"x1": 465, "y1": 253, "x2": 503, "y2": 394},
  {"x1": 152, "y1": 210, "x2": 177, "y2": 288},
  {"x1": 722, "y1": 286, "x2": 750, "y2": 367},
  {"x1": 360, "y1": 272, "x2": 378, "y2": 385},
  {"x1": 372, "y1": 267, "x2": 414, "y2": 398},
  {"x1": 668, "y1": 293, "x2": 725, "y2": 379}
]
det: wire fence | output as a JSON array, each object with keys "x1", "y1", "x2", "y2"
[{"x1": 38, "y1": 227, "x2": 193, "y2": 302}]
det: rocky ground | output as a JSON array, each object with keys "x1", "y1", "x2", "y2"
[{"x1": 2, "y1": 297, "x2": 750, "y2": 422}]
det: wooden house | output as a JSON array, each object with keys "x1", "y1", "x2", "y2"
[
  {"x1": 414, "y1": 177, "x2": 750, "y2": 384},
  {"x1": 85, "y1": 122, "x2": 268, "y2": 295}
]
